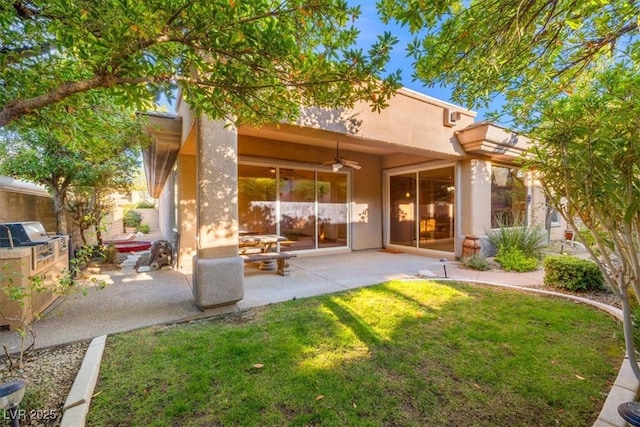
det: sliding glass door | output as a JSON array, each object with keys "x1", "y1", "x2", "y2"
[
  {"x1": 239, "y1": 163, "x2": 348, "y2": 251},
  {"x1": 388, "y1": 166, "x2": 455, "y2": 252},
  {"x1": 389, "y1": 173, "x2": 416, "y2": 246},
  {"x1": 280, "y1": 168, "x2": 316, "y2": 250}
]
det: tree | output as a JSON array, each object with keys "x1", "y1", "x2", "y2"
[
  {"x1": 378, "y1": 0, "x2": 640, "y2": 381},
  {"x1": 66, "y1": 153, "x2": 140, "y2": 246},
  {"x1": 1, "y1": 1, "x2": 400, "y2": 127},
  {"x1": 377, "y1": 0, "x2": 639, "y2": 122},
  {"x1": 524, "y1": 61, "x2": 640, "y2": 380},
  {"x1": 0, "y1": 100, "x2": 148, "y2": 233}
]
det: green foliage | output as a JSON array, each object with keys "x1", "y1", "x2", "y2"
[
  {"x1": 122, "y1": 210, "x2": 142, "y2": 228},
  {"x1": 544, "y1": 256, "x2": 606, "y2": 292},
  {"x1": 461, "y1": 254, "x2": 491, "y2": 271},
  {"x1": 577, "y1": 228, "x2": 596, "y2": 248},
  {"x1": 524, "y1": 63, "x2": 640, "y2": 301},
  {"x1": 0, "y1": 95, "x2": 146, "y2": 236},
  {"x1": 135, "y1": 200, "x2": 156, "y2": 209},
  {"x1": 495, "y1": 247, "x2": 539, "y2": 272},
  {"x1": 0, "y1": 1, "x2": 401, "y2": 127},
  {"x1": 101, "y1": 244, "x2": 119, "y2": 265},
  {"x1": 486, "y1": 215, "x2": 547, "y2": 259},
  {"x1": 137, "y1": 224, "x2": 151, "y2": 234},
  {"x1": 377, "y1": 0, "x2": 639, "y2": 123}
]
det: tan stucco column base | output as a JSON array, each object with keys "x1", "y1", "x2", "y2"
[{"x1": 192, "y1": 256, "x2": 244, "y2": 311}]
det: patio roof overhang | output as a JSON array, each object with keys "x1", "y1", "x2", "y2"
[
  {"x1": 142, "y1": 113, "x2": 182, "y2": 198},
  {"x1": 455, "y1": 122, "x2": 530, "y2": 161}
]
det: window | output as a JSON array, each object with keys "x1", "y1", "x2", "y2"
[
  {"x1": 491, "y1": 165, "x2": 527, "y2": 228},
  {"x1": 388, "y1": 166, "x2": 455, "y2": 252},
  {"x1": 238, "y1": 163, "x2": 348, "y2": 251}
]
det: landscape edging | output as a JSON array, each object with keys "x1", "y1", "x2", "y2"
[{"x1": 59, "y1": 335, "x2": 106, "y2": 427}]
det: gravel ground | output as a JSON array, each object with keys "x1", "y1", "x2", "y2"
[{"x1": 0, "y1": 341, "x2": 88, "y2": 426}]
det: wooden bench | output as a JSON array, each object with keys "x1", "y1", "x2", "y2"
[{"x1": 240, "y1": 251, "x2": 297, "y2": 276}]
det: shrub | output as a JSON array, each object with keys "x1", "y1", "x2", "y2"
[
  {"x1": 123, "y1": 210, "x2": 142, "y2": 229},
  {"x1": 136, "y1": 200, "x2": 156, "y2": 209},
  {"x1": 137, "y1": 223, "x2": 151, "y2": 234},
  {"x1": 487, "y1": 215, "x2": 547, "y2": 259},
  {"x1": 543, "y1": 255, "x2": 605, "y2": 292},
  {"x1": 102, "y1": 244, "x2": 118, "y2": 264},
  {"x1": 495, "y1": 247, "x2": 539, "y2": 272},
  {"x1": 461, "y1": 254, "x2": 491, "y2": 271}
]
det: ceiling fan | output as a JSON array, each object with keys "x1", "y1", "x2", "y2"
[{"x1": 322, "y1": 142, "x2": 361, "y2": 172}]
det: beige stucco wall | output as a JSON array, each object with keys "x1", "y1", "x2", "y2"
[
  {"x1": 176, "y1": 154, "x2": 197, "y2": 269},
  {"x1": 458, "y1": 158, "x2": 492, "y2": 237},
  {"x1": 0, "y1": 190, "x2": 56, "y2": 231},
  {"x1": 159, "y1": 90, "x2": 566, "y2": 265},
  {"x1": 298, "y1": 88, "x2": 474, "y2": 157},
  {"x1": 176, "y1": 96, "x2": 195, "y2": 149},
  {"x1": 157, "y1": 171, "x2": 175, "y2": 241}
]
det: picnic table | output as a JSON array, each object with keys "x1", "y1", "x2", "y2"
[{"x1": 239, "y1": 234, "x2": 295, "y2": 276}]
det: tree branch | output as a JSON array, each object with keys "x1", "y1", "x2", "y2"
[{"x1": 0, "y1": 74, "x2": 162, "y2": 126}]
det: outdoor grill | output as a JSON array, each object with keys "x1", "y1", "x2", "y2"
[
  {"x1": 0, "y1": 221, "x2": 70, "y2": 330},
  {"x1": 0, "y1": 221, "x2": 68, "y2": 271}
]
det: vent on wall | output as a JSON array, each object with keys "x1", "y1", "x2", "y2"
[{"x1": 443, "y1": 108, "x2": 461, "y2": 127}]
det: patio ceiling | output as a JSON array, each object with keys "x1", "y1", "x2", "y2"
[
  {"x1": 142, "y1": 113, "x2": 182, "y2": 198},
  {"x1": 239, "y1": 122, "x2": 461, "y2": 160}
]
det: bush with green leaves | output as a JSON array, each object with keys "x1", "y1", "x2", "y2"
[
  {"x1": 122, "y1": 209, "x2": 142, "y2": 229},
  {"x1": 487, "y1": 215, "x2": 547, "y2": 259},
  {"x1": 102, "y1": 244, "x2": 119, "y2": 264},
  {"x1": 495, "y1": 247, "x2": 539, "y2": 272},
  {"x1": 135, "y1": 200, "x2": 156, "y2": 209},
  {"x1": 137, "y1": 223, "x2": 150, "y2": 234},
  {"x1": 461, "y1": 254, "x2": 491, "y2": 271},
  {"x1": 543, "y1": 255, "x2": 606, "y2": 292}
]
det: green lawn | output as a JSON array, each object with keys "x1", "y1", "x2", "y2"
[{"x1": 88, "y1": 280, "x2": 623, "y2": 426}]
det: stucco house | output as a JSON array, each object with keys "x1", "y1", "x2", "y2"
[{"x1": 143, "y1": 87, "x2": 562, "y2": 313}]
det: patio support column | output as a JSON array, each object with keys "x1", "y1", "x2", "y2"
[
  {"x1": 459, "y1": 159, "x2": 492, "y2": 253},
  {"x1": 192, "y1": 116, "x2": 244, "y2": 312}
]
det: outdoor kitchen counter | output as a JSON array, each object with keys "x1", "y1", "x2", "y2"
[
  {"x1": 0, "y1": 246, "x2": 32, "y2": 259},
  {"x1": 0, "y1": 237, "x2": 69, "y2": 331}
]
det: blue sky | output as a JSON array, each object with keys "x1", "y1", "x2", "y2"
[
  {"x1": 159, "y1": 3, "x2": 497, "y2": 121},
  {"x1": 352, "y1": 2, "x2": 497, "y2": 122}
]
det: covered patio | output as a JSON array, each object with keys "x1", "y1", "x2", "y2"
[{"x1": 143, "y1": 87, "x2": 549, "y2": 314}]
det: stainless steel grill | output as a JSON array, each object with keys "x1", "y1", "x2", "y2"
[
  {"x1": 0, "y1": 221, "x2": 67, "y2": 270},
  {"x1": 0, "y1": 221, "x2": 54, "y2": 247},
  {"x1": 0, "y1": 221, "x2": 70, "y2": 330}
]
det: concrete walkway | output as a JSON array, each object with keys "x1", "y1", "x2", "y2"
[
  {"x1": 0, "y1": 248, "x2": 634, "y2": 426},
  {"x1": 0, "y1": 249, "x2": 546, "y2": 351}
]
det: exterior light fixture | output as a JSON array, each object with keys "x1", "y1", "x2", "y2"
[
  {"x1": 618, "y1": 402, "x2": 640, "y2": 427},
  {"x1": 0, "y1": 379, "x2": 27, "y2": 427},
  {"x1": 440, "y1": 258, "x2": 448, "y2": 278},
  {"x1": 332, "y1": 162, "x2": 343, "y2": 172}
]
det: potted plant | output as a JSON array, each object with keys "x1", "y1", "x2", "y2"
[{"x1": 123, "y1": 209, "x2": 142, "y2": 233}]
